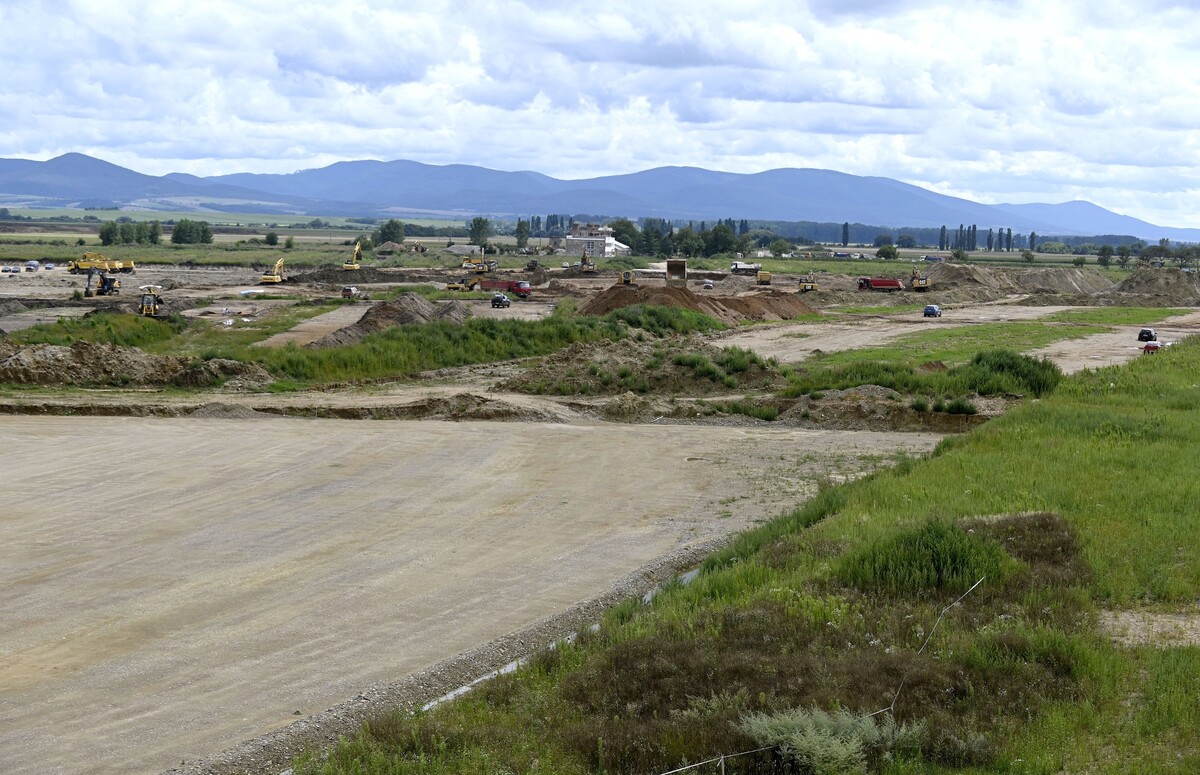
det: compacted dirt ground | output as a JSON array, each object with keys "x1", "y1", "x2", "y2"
[
  {"x1": 3, "y1": 261, "x2": 1197, "y2": 775},
  {"x1": 0, "y1": 416, "x2": 940, "y2": 775}
]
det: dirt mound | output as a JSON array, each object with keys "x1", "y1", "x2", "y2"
[
  {"x1": 0, "y1": 341, "x2": 189, "y2": 386},
  {"x1": 188, "y1": 402, "x2": 278, "y2": 419},
  {"x1": 173, "y1": 358, "x2": 275, "y2": 390},
  {"x1": 498, "y1": 337, "x2": 784, "y2": 396},
  {"x1": 291, "y1": 267, "x2": 399, "y2": 285},
  {"x1": 579, "y1": 285, "x2": 816, "y2": 325},
  {"x1": 923, "y1": 263, "x2": 1113, "y2": 297},
  {"x1": 0, "y1": 300, "x2": 28, "y2": 316},
  {"x1": 310, "y1": 293, "x2": 471, "y2": 348},
  {"x1": 1101, "y1": 267, "x2": 1200, "y2": 305}
]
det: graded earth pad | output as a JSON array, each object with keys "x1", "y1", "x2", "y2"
[
  {"x1": 0, "y1": 416, "x2": 942, "y2": 775},
  {"x1": 0, "y1": 340, "x2": 272, "y2": 388},
  {"x1": 578, "y1": 284, "x2": 816, "y2": 325}
]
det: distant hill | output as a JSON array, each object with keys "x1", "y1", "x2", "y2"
[{"x1": 1, "y1": 153, "x2": 1196, "y2": 241}]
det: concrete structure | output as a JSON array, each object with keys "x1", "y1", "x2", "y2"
[{"x1": 563, "y1": 223, "x2": 630, "y2": 258}]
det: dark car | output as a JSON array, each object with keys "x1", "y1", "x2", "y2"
[
  {"x1": 923, "y1": 304, "x2": 942, "y2": 317},
  {"x1": 1138, "y1": 328, "x2": 1158, "y2": 342},
  {"x1": 491, "y1": 293, "x2": 511, "y2": 308}
]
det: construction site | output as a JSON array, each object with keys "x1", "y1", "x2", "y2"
[{"x1": 3, "y1": 254, "x2": 1200, "y2": 774}]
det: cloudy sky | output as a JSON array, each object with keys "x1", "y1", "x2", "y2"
[{"x1": 2, "y1": 0, "x2": 1198, "y2": 226}]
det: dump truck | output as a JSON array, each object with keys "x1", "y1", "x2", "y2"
[
  {"x1": 756, "y1": 271, "x2": 772, "y2": 285},
  {"x1": 479, "y1": 278, "x2": 531, "y2": 298},
  {"x1": 730, "y1": 261, "x2": 761, "y2": 275},
  {"x1": 67, "y1": 252, "x2": 134, "y2": 274},
  {"x1": 857, "y1": 277, "x2": 904, "y2": 291},
  {"x1": 462, "y1": 256, "x2": 498, "y2": 274}
]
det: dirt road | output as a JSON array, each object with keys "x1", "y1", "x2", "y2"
[
  {"x1": 0, "y1": 416, "x2": 940, "y2": 775},
  {"x1": 717, "y1": 305, "x2": 1078, "y2": 363}
]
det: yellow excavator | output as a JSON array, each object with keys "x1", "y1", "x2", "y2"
[
  {"x1": 910, "y1": 264, "x2": 932, "y2": 291},
  {"x1": 343, "y1": 242, "x2": 362, "y2": 271},
  {"x1": 260, "y1": 257, "x2": 285, "y2": 284},
  {"x1": 83, "y1": 268, "x2": 120, "y2": 297},
  {"x1": 798, "y1": 271, "x2": 818, "y2": 292}
]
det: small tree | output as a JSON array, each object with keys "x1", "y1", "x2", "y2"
[
  {"x1": 1097, "y1": 244, "x2": 1113, "y2": 268},
  {"x1": 468, "y1": 217, "x2": 491, "y2": 247},
  {"x1": 98, "y1": 221, "x2": 119, "y2": 246},
  {"x1": 265, "y1": 231, "x2": 279, "y2": 246},
  {"x1": 841, "y1": 221, "x2": 849, "y2": 247},
  {"x1": 897, "y1": 234, "x2": 916, "y2": 248},
  {"x1": 375, "y1": 219, "x2": 405, "y2": 245},
  {"x1": 951, "y1": 248, "x2": 968, "y2": 261},
  {"x1": 1072, "y1": 256, "x2": 1087, "y2": 267},
  {"x1": 514, "y1": 219, "x2": 530, "y2": 249},
  {"x1": 873, "y1": 234, "x2": 893, "y2": 247},
  {"x1": 1021, "y1": 249, "x2": 1036, "y2": 264},
  {"x1": 876, "y1": 244, "x2": 899, "y2": 260},
  {"x1": 284, "y1": 235, "x2": 295, "y2": 250},
  {"x1": 769, "y1": 238, "x2": 791, "y2": 257}
]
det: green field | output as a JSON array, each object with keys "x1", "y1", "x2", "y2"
[{"x1": 289, "y1": 336, "x2": 1200, "y2": 775}]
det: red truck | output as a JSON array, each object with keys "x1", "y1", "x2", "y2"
[
  {"x1": 857, "y1": 277, "x2": 904, "y2": 292},
  {"x1": 479, "y1": 279, "x2": 532, "y2": 298}
]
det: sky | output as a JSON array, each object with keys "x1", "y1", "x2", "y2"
[{"x1": 2, "y1": 0, "x2": 1199, "y2": 227}]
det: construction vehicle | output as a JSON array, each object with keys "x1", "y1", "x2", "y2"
[
  {"x1": 525, "y1": 258, "x2": 541, "y2": 271},
  {"x1": 138, "y1": 285, "x2": 166, "y2": 318},
  {"x1": 445, "y1": 276, "x2": 481, "y2": 292},
  {"x1": 462, "y1": 255, "x2": 498, "y2": 274},
  {"x1": 756, "y1": 271, "x2": 772, "y2": 285},
  {"x1": 857, "y1": 277, "x2": 904, "y2": 292},
  {"x1": 798, "y1": 271, "x2": 818, "y2": 292},
  {"x1": 480, "y1": 278, "x2": 532, "y2": 298},
  {"x1": 83, "y1": 269, "x2": 120, "y2": 297},
  {"x1": 343, "y1": 242, "x2": 362, "y2": 271},
  {"x1": 730, "y1": 261, "x2": 761, "y2": 275},
  {"x1": 910, "y1": 265, "x2": 932, "y2": 291},
  {"x1": 580, "y1": 253, "x2": 598, "y2": 274},
  {"x1": 617, "y1": 270, "x2": 637, "y2": 286},
  {"x1": 260, "y1": 257, "x2": 285, "y2": 284},
  {"x1": 67, "y1": 252, "x2": 134, "y2": 274}
]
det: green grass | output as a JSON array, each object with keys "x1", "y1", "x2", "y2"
[
  {"x1": 293, "y1": 335, "x2": 1200, "y2": 775},
  {"x1": 9, "y1": 312, "x2": 187, "y2": 348}
]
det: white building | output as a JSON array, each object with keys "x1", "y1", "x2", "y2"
[{"x1": 563, "y1": 223, "x2": 631, "y2": 257}]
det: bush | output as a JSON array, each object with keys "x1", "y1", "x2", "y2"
[
  {"x1": 945, "y1": 397, "x2": 977, "y2": 415},
  {"x1": 834, "y1": 519, "x2": 1012, "y2": 594},
  {"x1": 910, "y1": 396, "x2": 929, "y2": 412}
]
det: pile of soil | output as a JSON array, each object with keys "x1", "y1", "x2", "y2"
[
  {"x1": 1098, "y1": 267, "x2": 1200, "y2": 306},
  {"x1": 188, "y1": 402, "x2": 278, "y2": 419},
  {"x1": 291, "y1": 267, "x2": 399, "y2": 284},
  {"x1": 310, "y1": 293, "x2": 471, "y2": 348},
  {"x1": 579, "y1": 285, "x2": 816, "y2": 325},
  {"x1": 0, "y1": 340, "x2": 273, "y2": 388},
  {"x1": 923, "y1": 263, "x2": 1114, "y2": 297},
  {"x1": 0, "y1": 300, "x2": 28, "y2": 316},
  {"x1": 497, "y1": 337, "x2": 784, "y2": 396}
]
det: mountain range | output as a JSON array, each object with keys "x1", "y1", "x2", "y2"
[{"x1": 0, "y1": 153, "x2": 1194, "y2": 242}]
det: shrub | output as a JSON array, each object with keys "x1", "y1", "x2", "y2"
[
  {"x1": 910, "y1": 396, "x2": 929, "y2": 412},
  {"x1": 834, "y1": 519, "x2": 1013, "y2": 595},
  {"x1": 945, "y1": 397, "x2": 977, "y2": 415}
]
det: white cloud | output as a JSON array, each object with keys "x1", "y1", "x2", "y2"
[{"x1": 0, "y1": 0, "x2": 1198, "y2": 225}]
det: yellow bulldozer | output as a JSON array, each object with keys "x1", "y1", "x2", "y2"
[{"x1": 260, "y1": 257, "x2": 285, "y2": 284}]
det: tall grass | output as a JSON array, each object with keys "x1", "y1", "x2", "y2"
[{"x1": 10, "y1": 311, "x2": 185, "y2": 348}]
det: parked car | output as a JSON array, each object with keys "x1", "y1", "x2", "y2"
[
  {"x1": 1138, "y1": 328, "x2": 1158, "y2": 342},
  {"x1": 44, "y1": 262, "x2": 55, "y2": 270},
  {"x1": 491, "y1": 293, "x2": 511, "y2": 308},
  {"x1": 923, "y1": 304, "x2": 942, "y2": 318},
  {"x1": 1143, "y1": 340, "x2": 1163, "y2": 354}
]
